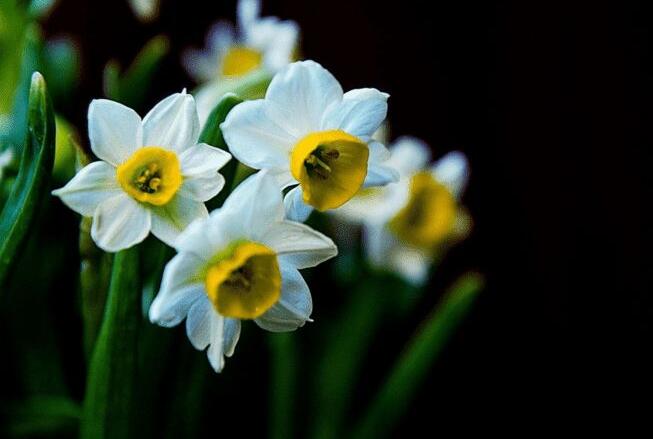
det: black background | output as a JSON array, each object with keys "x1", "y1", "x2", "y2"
[{"x1": 41, "y1": 0, "x2": 653, "y2": 433}]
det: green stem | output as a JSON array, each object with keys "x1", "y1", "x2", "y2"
[
  {"x1": 310, "y1": 280, "x2": 384, "y2": 439},
  {"x1": 351, "y1": 272, "x2": 484, "y2": 439},
  {"x1": 269, "y1": 332, "x2": 299, "y2": 439},
  {"x1": 79, "y1": 217, "x2": 112, "y2": 360},
  {"x1": 81, "y1": 247, "x2": 141, "y2": 439}
]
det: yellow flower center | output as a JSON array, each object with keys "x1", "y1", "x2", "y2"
[
  {"x1": 221, "y1": 46, "x2": 263, "y2": 77},
  {"x1": 116, "y1": 146, "x2": 182, "y2": 206},
  {"x1": 389, "y1": 172, "x2": 457, "y2": 249},
  {"x1": 290, "y1": 130, "x2": 369, "y2": 211},
  {"x1": 205, "y1": 241, "x2": 281, "y2": 319}
]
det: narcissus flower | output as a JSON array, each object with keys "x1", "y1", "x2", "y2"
[
  {"x1": 221, "y1": 60, "x2": 399, "y2": 222},
  {"x1": 336, "y1": 137, "x2": 471, "y2": 285},
  {"x1": 0, "y1": 148, "x2": 14, "y2": 181},
  {"x1": 184, "y1": 0, "x2": 299, "y2": 123},
  {"x1": 53, "y1": 92, "x2": 231, "y2": 252},
  {"x1": 149, "y1": 170, "x2": 337, "y2": 372}
]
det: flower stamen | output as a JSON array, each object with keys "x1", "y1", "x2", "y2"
[
  {"x1": 116, "y1": 146, "x2": 182, "y2": 206},
  {"x1": 291, "y1": 130, "x2": 369, "y2": 211}
]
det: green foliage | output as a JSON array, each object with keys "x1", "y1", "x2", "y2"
[
  {"x1": 0, "y1": 72, "x2": 55, "y2": 289},
  {"x1": 352, "y1": 272, "x2": 485, "y2": 438},
  {"x1": 103, "y1": 35, "x2": 170, "y2": 109},
  {"x1": 199, "y1": 92, "x2": 243, "y2": 209},
  {"x1": 81, "y1": 247, "x2": 141, "y2": 439},
  {"x1": 1, "y1": 395, "x2": 81, "y2": 437}
]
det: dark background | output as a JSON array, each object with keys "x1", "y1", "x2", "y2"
[{"x1": 39, "y1": 0, "x2": 653, "y2": 433}]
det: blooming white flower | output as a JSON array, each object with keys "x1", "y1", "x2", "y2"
[
  {"x1": 0, "y1": 147, "x2": 14, "y2": 182},
  {"x1": 149, "y1": 170, "x2": 337, "y2": 372},
  {"x1": 52, "y1": 92, "x2": 231, "y2": 252},
  {"x1": 184, "y1": 0, "x2": 299, "y2": 123},
  {"x1": 336, "y1": 137, "x2": 471, "y2": 285},
  {"x1": 221, "y1": 60, "x2": 399, "y2": 223}
]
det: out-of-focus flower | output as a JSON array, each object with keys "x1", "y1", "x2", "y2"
[
  {"x1": 149, "y1": 170, "x2": 337, "y2": 372},
  {"x1": 53, "y1": 92, "x2": 231, "y2": 252},
  {"x1": 336, "y1": 137, "x2": 471, "y2": 285},
  {"x1": 128, "y1": 0, "x2": 160, "y2": 23},
  {"x1": 222, "y1": 60, "x2": 398, "y2": 223},
  {"x1": 184, "y1": 0, "x2": 299, "y2": 123},
  {"x1": 0, "y1": 147, "x2": 14, "y2": 181}
]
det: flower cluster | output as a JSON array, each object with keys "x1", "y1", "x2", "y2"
[{"x1": 52, "y1": 0, "x2": 471, "y2": 372}]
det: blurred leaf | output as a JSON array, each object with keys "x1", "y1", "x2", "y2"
[
  {"x1": 42, "y1": 38, "x2": 80, "y2": 107},
  {"x1": 103, "y1": 35, "x2": 169, "y2": 108},
  {"x1": 0, "y1": 72, "x2": 55, "y2": 290},
  {"x1": 81, "y1": 247, "x2": 141, "y2": 439},
  {"x1": 269, "y1": 333, "x2": 298, "y2": 439},
  {"x1": 351, "y1": 272, "x2": 484, "y2": 438},
  {"x1": 0, "y1": 25, "x2": 43, "y2": 149},
  {"x1": 1, "y1": 395, "x2": 80, "y2": 437},
  {"x1": 199, "y1": 92, "x2": 243, "y2": 209},
  {"x1": 0, "y1": 0, "x2": 28, "y2": 115},
  {"x1": 310, "y1": 277, "x2": 385, "y2": 439},
  {"x1": 28, "y1": 0, "x2": 58, "y2": 18}
]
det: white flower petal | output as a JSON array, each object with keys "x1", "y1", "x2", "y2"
[
  {"x1": 186, "y1": 296, "x2": 213, "y2": 350},
  {"x1": 142, "y1": 92, "x2": 200, "y2": 153},
  {"x1": 178, "y1": 173, "x2": 225, "y2": 203},
  {"x1": 150, "y1": 195, "x2": 209, "y2": 247},
  {"x1": 237, "y1": 0, "x2": 260, "y2": 29},
  {"x1": 364, "y1": 164, "x2": 400, "y2": 188},
  {"x1": 91, "y1": 194, "x2": 151, "y2": 252},
  {"x1": 194, "y1": 82, "x2": 227, "y2": 127},
  {"x1": 388, "y1": 245, "x2": 431, "y2": 286},
  {"x1": 52, "y1": 161, "x2": 121, "y2": 217},
  {"x1": 88, "y1": 99, "x2": 143, "y2": 166},
  {"x1": 255, "y1": 20, "x2": 299, "y2": 72},
  {"x1": 223, "y1": 318, "x2": 241, "y2": 357},
  {"x1": 255, "y1": 264, "x2": 312, "y2": 332},
  {"x1": 220, "y1": 171, "x2": 285, "y2": 238},
  {"x1": 265, "y1": 60, "x2": 343, "y2": 137},
  {"x1": 322, "y1": 88, "x2": 389, "y2": 139},
  {"x1": 363, "y1": 221, "x2": 396, "y2": 267},
  {"x1": 431, "y1": 151, "x2": 469, "y2": 199},
  {"x1": 178, "y1": 143, "x2": 231, "y2": 201},
  {"x1": 221, "y1": 99, "x2": 296, "y2": 169},
  {"x1": 206, "y1": 20, "x2": 235, "y2": 54},
  {"x1": 387, "y1": 137, "x2": 431, "y2": 177},
  {"x1": 180, "y1": 143, "x2": 231, "y2": 175},
  {"x1": 362, "y1": 141, "x2": 400, "y2": 187},
  {"x1": 283, "y1": 186, "x2": 313, "y2": 223},
  {"x1": 182, "y1": 49, "x2": 220, "y2": 84},
  {"x1": 149, "y1": 252, "x2": 206, "y2": 326},
  {"x1": 207, "y1": 311, "x2": 226, "y2": 372},
  {"x1": 261, "y1": 220, "x2": 337, "y2": 269}
]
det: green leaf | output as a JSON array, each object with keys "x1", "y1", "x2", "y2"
[
  {"x1": 199, "y1": 93, "x2": 243, "y2": 209},
  {"x1": 81, "y1": 247, "x2": 141, "y2": 439},
  {"x1": 351, "y1": 272, "x2": 484, "y2": 439},
  {"x1": 0, "y1": 25, "x2": 43, "y2": 148},
  {"x1": 1, "y1": 395, "x2": 81, "y2": 437},
  {"x1": 103, "y1": 35, "x2": 169, "y2": 109},
  {"x1": 269, "y1": 332, "x2": 298, "y2": 439},
  {"x1": 28, "y1": 0, "x2": 57, "y2": 18},
  {"x1": 0, "y1": 72, "x2": 55, "y2": 290}
]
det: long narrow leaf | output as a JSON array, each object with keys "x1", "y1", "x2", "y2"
[
  {"x1": 0, "y1": 72, "x2": 55, "y2": 289},
  {"x1": 199, "y1": 93, "x2": 243, "y2": 209},
  {"x1": 351, "y1": 272, "x2": 484, "y2": 438},
  {"x1": 269, "y1": 332, "x2": 298, "y2": 439},
  {"x1": 81, "y1": 247, "x2": 141, "y2": 439}
]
